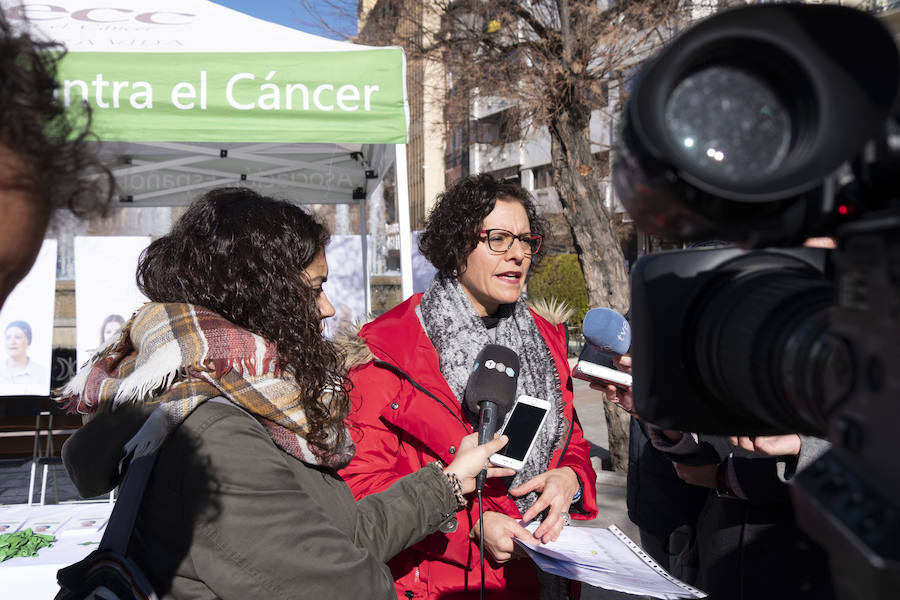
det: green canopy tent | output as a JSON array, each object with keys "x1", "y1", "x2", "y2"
[{"x1": 10, "y1": 0, "x2": 417, "y2": 307}]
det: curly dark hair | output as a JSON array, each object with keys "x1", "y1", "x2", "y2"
[
  {"x1": 136, "y1": 188, "x2": 349, "y2": 458},
  {"x1": 0, "y1": 11, "x2": 111, "y2": 214},
  {"x1": 418, "y1": 173, "x2": 548, "y2": 276}
]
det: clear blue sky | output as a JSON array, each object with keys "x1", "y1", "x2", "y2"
[{"x1": 210, "y1": 1, "x2": 357, "y2": 40}]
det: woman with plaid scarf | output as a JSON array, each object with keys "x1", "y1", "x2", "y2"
[{"x1": 58, "y1": 187, "x2": 514, "y2": 599}]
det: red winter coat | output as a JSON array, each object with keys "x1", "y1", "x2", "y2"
[{"x1": 339, "y1": 294, "x2": 598, "y2": 599}]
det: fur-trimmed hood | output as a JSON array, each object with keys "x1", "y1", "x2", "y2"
[
  {"x1": 334, "y1": 295, "x2": 574, "y2": 372},
  {"x1": 333, "y1": 319, "x2": 379, "y2": 372}
]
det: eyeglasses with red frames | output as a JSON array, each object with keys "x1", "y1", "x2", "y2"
[{"x1": 479, "y1": 229, "x2": 543, "y2": 255}]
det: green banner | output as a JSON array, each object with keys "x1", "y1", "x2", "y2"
[{"x1": 59, "y1": 50, "x2": 407, "y2": 143}]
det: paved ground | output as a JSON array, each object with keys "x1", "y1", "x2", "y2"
[
  {"x1": 569, "y1": 375, "x2": 645, "y2": 600},
  {"x1": 0, "y1": 375, "x2": 644, "y2": 599}
]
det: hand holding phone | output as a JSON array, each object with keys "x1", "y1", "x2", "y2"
[
  {"x1": 490, "y1": 395, "x2": 551, "y2": 471},
  {"x1": 572, "y1": 360, "x2": 633, "y2": 389}
]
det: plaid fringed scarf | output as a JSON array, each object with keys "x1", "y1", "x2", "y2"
[{"x1": 57, "y1": 302, "x2": 354, "y2": 469}]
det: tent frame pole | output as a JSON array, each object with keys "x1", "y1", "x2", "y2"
[
  {"x1": 360, "y1": 197, "x2": 371, "y2": 315},
  {"x1": 395, "y1": 143, "x2": 413, "y2": 300}
]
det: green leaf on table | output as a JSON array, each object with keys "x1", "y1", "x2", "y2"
[{"x1": 0, "y1": 529, "x2": 56, "y2": 562}]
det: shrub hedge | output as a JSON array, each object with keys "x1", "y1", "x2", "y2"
[{"x1": 527, "y1": 253, "x2": 590, "y2": 328}]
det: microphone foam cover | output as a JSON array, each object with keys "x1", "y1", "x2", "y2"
[
  {"x1": 463, "y1": 344, "x2": 520, "y2": 413},
  {"x1": 582, "y1": 308, "x2": 631, "y2": 355}
]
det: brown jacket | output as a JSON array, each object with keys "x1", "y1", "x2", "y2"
[{"x1": 63, "y1": 400, "x2": 458, "y2": 599}]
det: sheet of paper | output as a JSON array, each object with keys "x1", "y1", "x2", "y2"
[
  {"x1": 516, "y1": 523, "x2": 706, "y2": 599},
  {"x1": 58, "y1": 512, "x2": 109, "y2": 536},
  {"x1": 20, "y1": 516, "x2": 70, "y2": 536},
  {"x1": 0, "y1": 518, "x2": 25, "y2": 534}
]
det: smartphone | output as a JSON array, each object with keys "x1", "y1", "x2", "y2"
[
  {"x1": 490, "y1": 395, "x2": 551, "y2": 471},
  {"x1": 572, "y1": 360, "x2": 633, "y2": 389}
]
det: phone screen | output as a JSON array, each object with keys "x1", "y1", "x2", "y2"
[{"x1": 498, "y1": 402, "x2": 548, "y2": 460}]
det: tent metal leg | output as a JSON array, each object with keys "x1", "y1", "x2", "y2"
[{"x1": 394, "y1": 143, "x2": 413, "y2": 299}]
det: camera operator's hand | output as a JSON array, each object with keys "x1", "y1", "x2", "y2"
[
  {"x1": 728, "y1": 434, "x2": 801, "y2": 457},
  {"x1": 589, "y1": 354, "x2": 636, "y2": 416},
  {"x1": 673, "y1": 462, "x2": 717, "y2": 488},
  {"x1": 612, "y1": 354, "x2": 632, "y2": 375},
  {"x1": 659, "y1": 429, "x2": 685, "y2": 443}
]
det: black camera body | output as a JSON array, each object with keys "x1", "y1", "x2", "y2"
[
  {"x1": 613, "y1": 4, "x2": 900, "y2": 598},
  {"x1": 630, "y1": 245, "x2": 835, "y2": 436}
]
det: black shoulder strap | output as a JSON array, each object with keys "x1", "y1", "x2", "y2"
[
  {"x1": 97, "y1": 401, "x2": 176, "y2": 555},
  {"x1": 98, "y1": 451, "x2": 158, "y2": 554},
  {"x1": 97, "y1": 397, "x2": 235, "y2": 555}
]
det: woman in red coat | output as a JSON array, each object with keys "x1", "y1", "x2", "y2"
[{"x1": 339, "y1": 174, "x2": 598, "y2": 599}]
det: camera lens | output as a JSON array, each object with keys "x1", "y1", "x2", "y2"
[
  {"x1": 665, "y1": 66, "x2": 792, "y2": 183},
  {"x1": 687, "y1": 253, "x2": 836, "y2": 434}
]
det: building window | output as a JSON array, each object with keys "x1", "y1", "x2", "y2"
[{"x1": 472, "y1": 109, "x2": 520, "y2": 144}]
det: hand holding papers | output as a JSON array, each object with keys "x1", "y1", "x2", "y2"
[{"x1": 515, "y1": 523, "x2": 706, "y2": 599}]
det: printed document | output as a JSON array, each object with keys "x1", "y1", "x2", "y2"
[{"x1": 516, "y1": 523, "x2": 706, "y2": 599}]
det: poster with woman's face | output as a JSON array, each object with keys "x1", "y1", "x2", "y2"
[
  {"x1": 0, "y1": 240, "x2": 57, "y2": 396},
  {"x1": 74, "y1": 237, "x2": 151, "y2": 366}
]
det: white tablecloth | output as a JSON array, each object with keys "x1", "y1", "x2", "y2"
[{"x1": 0, "y1": 502, "x2": 114, "y2": 600}]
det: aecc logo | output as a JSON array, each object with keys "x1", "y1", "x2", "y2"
[{"x1": 3, "y1": 4, "x2": 195, "y2": 25}]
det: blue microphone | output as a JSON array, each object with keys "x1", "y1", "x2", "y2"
[
  {"x1": 575, "y1": 308, "x2": 633, "y2": 389},
  {"x1": 582, "y1": 308, "x2": 631, "y2": 356}
]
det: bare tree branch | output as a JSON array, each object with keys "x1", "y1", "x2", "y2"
[{"x1": 347, "y1": 0, "x2": 691, "y2": 471}]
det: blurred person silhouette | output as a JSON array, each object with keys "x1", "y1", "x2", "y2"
[
  {"x1": 0, "y1": 10, "x2": 110, "y2": 310},
  {"x1": 578, "y1": 315, "x2": 707, "y2": 578},
  {"x1": 58, "y1": 188, "x2": 514, "y2": 599},
  {"x1": 598, "y1": 237, "x2": 837, "y2": 599}
]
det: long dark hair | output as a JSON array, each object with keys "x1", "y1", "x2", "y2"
[{"x1": 136, "y1": 187, "x2": 349, "y2": 456}]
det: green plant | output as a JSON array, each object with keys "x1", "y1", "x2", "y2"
[{"x1": 528, "y1": 254, "x2": 590, "y2": 328}]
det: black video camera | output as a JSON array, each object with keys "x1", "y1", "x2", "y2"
[{"x1": 613, "y1": 4, "x2": 900, "y2": 599}]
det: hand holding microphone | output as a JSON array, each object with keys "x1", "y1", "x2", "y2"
[
  {"x1": 574, "y1": 307, "x2": 632, "y2": 387},
  {"x1": 574, "y1": 308, "x2": 636, "y2": 415},
  {"x1": 604, "y1": 355, "x2": 636, "y2": 416},
  {"x1": 444, "y1": 432, "x2": 515, "y2": 495}
]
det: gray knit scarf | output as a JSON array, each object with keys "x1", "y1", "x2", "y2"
[{"x1": 419, "y1": 273, "x2": 566, "y2": 516}]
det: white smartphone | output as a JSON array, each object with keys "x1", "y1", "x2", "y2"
[
  {"x1": 490, "y1": 395, "x2": 551, "y2": 471},
  {"x1": 572, "y1": 360, "x2": 633, "y2": 389}
]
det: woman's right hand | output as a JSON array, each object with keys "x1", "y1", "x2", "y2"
[
  {"x1": 470, "y1": 511, "x2": 539, "y2": 563},
  {"x1": 444, "y1": 433, "x2": 515, "y2": 495}
]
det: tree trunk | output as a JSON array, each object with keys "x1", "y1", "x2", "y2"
[
  {"x1": 548, "y1": 112, "x2": 630, "y2": 315},
  {"x1": 603, "y1": 401, "x2": 632, "y2": 473},
  {"x1": 548, "y1": 105, "x2": 631, "y2": 472}
]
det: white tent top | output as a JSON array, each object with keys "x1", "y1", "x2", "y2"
[
  {"x1": 7, "y1": 0, "x2": 409, "y2": 144},
  {"x1": 4, "y1": 0, "x2": 418, "y2": 299}
]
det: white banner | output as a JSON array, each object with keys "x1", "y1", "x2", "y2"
[
  {"x1": 412, "y1": 231, "x2": 436, "y2": 294},
  {"x1": 322, "y1": 235, "x2": 368, "y2": 339},
  {"x1": 0, "y1": 240, "x2": 58, "y2": 396},
  {"x1": 74, "y1": 237, "x2": 151, "y2": 367}
]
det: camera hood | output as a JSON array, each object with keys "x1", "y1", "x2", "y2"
[{"x1": 614, "y1": 4, "x2": 900, "y2": 246}]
